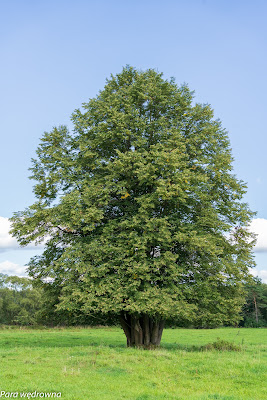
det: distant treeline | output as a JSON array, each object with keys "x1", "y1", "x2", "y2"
[
  {"x1": 239, "y1": 277, "x2": 267, "y2": 327},
  {"x1": 0, "y1": 273, "x2": 116, "y2": 327},
  {"x1": 0, "y1": 273, "x2": 266, "y2": 327}
]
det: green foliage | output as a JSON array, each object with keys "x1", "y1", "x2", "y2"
[
  {"x1": 36, "y1": 282, "x2": 117, "y2": 326},
  {"x1": 241, "y1": 277, "x2": 267, "y2": 327},
  {"x1": 10, "y1": 66, "x2": 256, "y2": 327},
  {"x1": 0, "y1": 274, "x2": 42, "y2": 325},
  {"x1": 0, "y1": 272, "x2": 116, "y2": 327}
]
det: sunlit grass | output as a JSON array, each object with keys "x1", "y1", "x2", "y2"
[{"x1": 0, "y1": 327, "x2": 266, "y2": 399}]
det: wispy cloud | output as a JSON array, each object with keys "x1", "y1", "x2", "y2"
[
  {"x1": 0, "y1": 260, "x2": 27, "y2": 277},
  {"x1": 249, "y1": 268, "x2": 267, "y2": 284},
  {"x1": 0, "y1": 216, "x2": 19, "y2": 250},
  {"x1": 249, "y1": 218, "x2": 267, "y2": 252}
]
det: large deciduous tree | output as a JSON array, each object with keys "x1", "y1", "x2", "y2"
[{"x1": 10, "y1": 66, "x2": 255, "y2": 346}]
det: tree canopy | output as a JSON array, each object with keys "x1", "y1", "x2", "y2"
[{"x1": 10, "y1": 66, "x2": 255, "y2": 346}]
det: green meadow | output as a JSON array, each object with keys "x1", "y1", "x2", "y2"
[{"x1": 0, "y1": 327, "x2": 266, "y2": 400}]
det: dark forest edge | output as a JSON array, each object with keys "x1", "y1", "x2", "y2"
[{"x1": 0, "y1": 273, "x2": 266, "y2": 329}]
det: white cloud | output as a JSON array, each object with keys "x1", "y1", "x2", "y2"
[
  {"x1": 258, "y1": 270, "x2": 267, "y2": 283},
  {"x1": 249, "y1": 218, "x2": 267, "y2": 252},
  {"x1": 249, "y1": 268, "x2": 267, "y2": 284},
  {"x1": 0, "y1": 260, "x2": 27, "y2": 277},
  {"x1": 0, "y1": 216, "x2": 19, "y2": 250},
  {"x1": 0, "y1": 216, "x2": 44, "y2": 252}
]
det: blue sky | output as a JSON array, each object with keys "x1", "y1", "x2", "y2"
[{"x1": 0, "y1": 0, "x2": 267, "y2": 281}]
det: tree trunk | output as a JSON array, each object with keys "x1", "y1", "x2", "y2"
[
  {"x1": 120, "y1": 313, "x2": 165, "y2": 348},
  {"x1": 253, "y1": 294, "x2": 259, "y2": 324}
]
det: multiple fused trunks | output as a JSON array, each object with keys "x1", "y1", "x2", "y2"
[{"x1": 120, "y1": 312, "x2": 165, "y2": 347}]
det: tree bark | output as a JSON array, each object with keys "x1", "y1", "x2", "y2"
[
  {"x1": 156, "y1": 320, "x2": 165, "y2": 346},
  {"x1": 119, "y1": 313, "x2": 165, "y2": 348},
  {"x1": 119, "y1": 313, "x2": 131, "y2": 347},
  {"x1": 143, "y1": 314, "x2": 150, "y2": 346},
  {"x1": 253, "y1": 294, "x2": 259, "y2": 324},
  {"x1": 151, "y1": 321, "x2": 159, "y2": 345}
]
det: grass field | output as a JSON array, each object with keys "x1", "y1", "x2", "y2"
[{"x1": 0, "y1": 327, "x2": 266, "y2": 400}]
